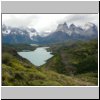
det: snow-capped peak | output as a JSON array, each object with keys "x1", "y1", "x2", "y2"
[
  {"x1": 2, "y1": 25, "x2": 39, "y2": 39},
  {"x1": 84, "y1": 22, "x2": 95, "y2": 30},
  {"x1": 29, "y1": 31, "x2": 38, "y2": 38},
  {"x1": 26, "y1": 28, "x2": 38, "y2": 39},
  {"x1": 2, "y1": 24, "x2": 11, "y2": 35},
  {"x1": 56, "y1": 22, "x2": 69, "y2": 33}
]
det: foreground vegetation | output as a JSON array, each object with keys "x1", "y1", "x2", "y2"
[{"x1": 2, "y1": 39, "x2": 98, "y2": 86}]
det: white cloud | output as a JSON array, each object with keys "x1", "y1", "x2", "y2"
[{"x1": 2, "y1": 14, "x2": 98, "y2": 32}]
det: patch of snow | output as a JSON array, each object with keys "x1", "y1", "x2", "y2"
[
  {"x1": 84, "y1": 22, "x2": 94, "y2": 30},
  {"x1": 2, "y1": 29, "x2": 11, "y2": 34},
  {"x1": 29, "y1": 31, "x2": 38, "y2": 39}
]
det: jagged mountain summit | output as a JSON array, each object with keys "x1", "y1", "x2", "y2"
[
  {"x1": 2, "y1": 22, "x2": 98, "y2": 44},
  {"x1": 2, "y1": 24, "x2": 41, "y2": 44},
  {"x1": 41, "y1": 22, "x2": 98, "y2": 43},
  {"x1": 56, "y1": 22, "x2": 97, "y2": 36}
]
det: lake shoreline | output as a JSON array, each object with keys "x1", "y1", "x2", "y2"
[{"x1": 17, "y1": 47, "x2": 54, "y2": 67}]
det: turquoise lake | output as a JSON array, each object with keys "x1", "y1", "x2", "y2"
[{"x1": 17, "y1": 47, "x2": 53, "y2": 67}]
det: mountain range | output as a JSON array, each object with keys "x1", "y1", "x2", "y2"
[{"x1": 2, "y1": 22, "x2": 98, "y2": 44}]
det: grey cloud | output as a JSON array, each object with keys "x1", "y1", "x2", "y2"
[
  {"x1": 65, "y1": 14, "x2": 98, "y2": 26},
  {"x1": 2, "y1": 14, "x2": 39, "y2": 27},
  {"x1": 2, "y1": 14, "x2": 98, "y2": 32}
]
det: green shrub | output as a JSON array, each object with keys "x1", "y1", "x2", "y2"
[{"x1": 2, "y1": 53, "x2": 12, "y2": 65}]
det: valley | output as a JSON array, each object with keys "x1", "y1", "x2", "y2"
[
  {"x1": 2, "y1": 39, "x2": 98, "y2": 86},
  {"x1": 2, "y1": 17, "x2": 98, "y2": 86}
]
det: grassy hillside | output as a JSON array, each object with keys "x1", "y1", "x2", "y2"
[
  {"x1": 2, "y1": 39, "x2": 98, "y2": 86},
  {"x1": 3, "y1": 43, "x2": 37, "y2": 51},
  {"x1": 42, "y1": 39, "x2": 98, "y2": 85}
]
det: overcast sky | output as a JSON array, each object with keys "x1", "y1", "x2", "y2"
[{"x1": 2, "y1": 14, "x2": 98, "y2": 32}]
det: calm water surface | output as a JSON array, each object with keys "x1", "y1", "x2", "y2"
[{"x1": 18, "y1": 47, "x2": 53, "y2": 67}]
